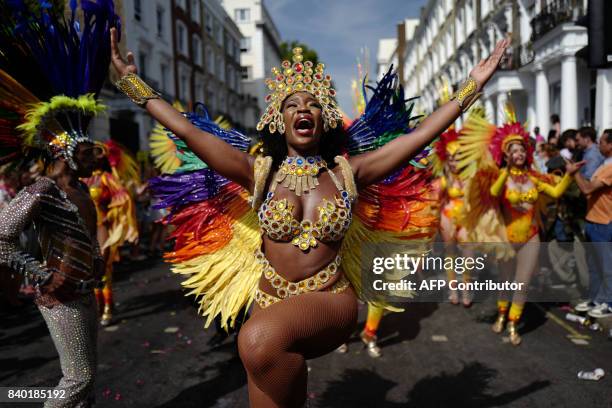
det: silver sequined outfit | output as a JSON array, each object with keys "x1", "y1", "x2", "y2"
[
  {"x1": 38, "y1": 293, "x2": 98, "y2": 407},
  {"x1": 0, "y1": 177, "x2": 101, "y2": 407}
]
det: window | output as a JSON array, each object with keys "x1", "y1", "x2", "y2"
[
  {"x1": 156, "y1": 6, "x2": 164, "y2": 38},
  {"x1": 206, "y1": 86, "x2": 215, "y2": 112},
  {"x1": 234, "y1": 40, "x2": 241, "y2": 60},
  {"x1": 227, "y1": 66, "x2": 234, "y2": 90},
  {"x1": 138, "y1": 52, "x2": 147, "y2": 78},
  {"x1": 225, "y1": 35, "x2": 232, "y2": 55},
  {"x1": 177, "y1": 22, "x2": 187, "y2": 55},
  {"x1": 180, "y1": 74, "x2": 188, "y2": 101},
  {"x1": 215, "y1": 20, "x2": 223, "y2": 46},
  {"x1": 134, "y1": 0, "x2": 142, "y2": 21},
  {"x1": 176, "y1": 0, "x2": 186, "y2": 10},
  {"x1": 241, "y1": 66, "x2": 252, "y2": 80},
  {"x1": 192, "y1": 35, "x2": 202, "y2": 66},
  {"x1": 219, "y1": 92, "x2": 226, "y2": 113},
  {"x1": 160, "y1": 64, "x2": 168, "y2": 92},
  {"x1": 217, "y1": 55, "x2": 225, "y2": 82},
  {"x1": 206, "y1": 47, "x2": 214, "y2": 74},
  {"x1": 195, "y1": 82, "x2": 203, "y2": 104},
  {"x1": 191, "y1": 0, "x2": 200, "y2": 24},
  {"x1": 234, "y1": 8, "x2": 250, "y2": 23},
  {"x1": 240, "y1": 37, "x2": 251, "y2": 52},
  {"x1": 205, "y1": 10, "x2": 213, "y2": 35}
]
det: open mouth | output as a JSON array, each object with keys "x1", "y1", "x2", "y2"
[{"x1": 294, "y1": 116, "x2": 314, "y2": 136}]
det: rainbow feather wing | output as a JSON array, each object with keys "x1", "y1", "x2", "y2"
[
  {"x1": 149, "y1": 106, "x2": 261, "y2": 329},
  {"x1": 343, "y1": 68, "x2": 439, "y2": 307}
]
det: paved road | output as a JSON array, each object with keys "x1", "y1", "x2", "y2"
[{"x1": 1, "y1": 260, "x2": 611, "y2": 408}]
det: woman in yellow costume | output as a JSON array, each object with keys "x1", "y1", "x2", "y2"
[
  {"x1": 111, "y1": 26, "x2": 508, "y2": 406},
  {"x1": 432, "y1": 126, "x2": 477, "y2": 307},
  {"x1": 458, "y1": 105, "x2": 582, "y2": 345},
  {"x1": 83, "y1": 140, "x2": 139, "y2": 325}
]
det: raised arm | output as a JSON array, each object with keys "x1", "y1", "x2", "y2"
[
  {"x1": 350, "y1": 38, "x2": 511, "y2": 186},
  {"x1": 110, "y1": 28, "x2": 254, "y2": 191}
]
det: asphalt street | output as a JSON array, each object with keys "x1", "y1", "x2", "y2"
[{"x1": 1, "y1": 259, "x2": 611, "y2": 408}]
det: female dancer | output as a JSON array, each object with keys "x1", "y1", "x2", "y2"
[
  {"x1": 458, "y1": 107, "x2": 581, "y2": 345},
  {"x1": 433, "y1": 127, "x2": 474, "y2": 306},
  {"x1": 111, "y1": 28, "x2": 509, "y2": 406},
  {"x1": 84, "y1": 140, "x2": 139, "y2": 325}
]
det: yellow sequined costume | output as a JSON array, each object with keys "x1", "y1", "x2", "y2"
[
  {"x1": 83, "y1": 141, "x2": 139, "y2": 324},
  {"x1": 457, "y1": 102, "x2": 573, "y2": 344}
]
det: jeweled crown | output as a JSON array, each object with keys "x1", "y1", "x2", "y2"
[{"x1": 256, "y1": 47, "x2": 343, "y2": 135}]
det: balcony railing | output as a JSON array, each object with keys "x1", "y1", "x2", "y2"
[{"x1": 530, "y1": 0, "x2": 586, "y2": 42}]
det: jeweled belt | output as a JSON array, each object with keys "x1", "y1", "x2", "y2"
[{"x1": 254, "y1": 249, "x2": 348, "y2": 308}]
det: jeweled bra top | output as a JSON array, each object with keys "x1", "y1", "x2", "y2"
[{"x1": 257, "y1": 156, "x2": 354, "y2": 251}]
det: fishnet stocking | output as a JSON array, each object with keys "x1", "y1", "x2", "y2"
[{"x1": 238, "y1": 287, "x2": 357, "y2": 407}]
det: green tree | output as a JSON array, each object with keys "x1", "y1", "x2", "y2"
[{"x1": 279, "y1": 41, "x2": 319, "y2": 66}]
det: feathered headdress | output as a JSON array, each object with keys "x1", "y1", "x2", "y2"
[
  {"x1": 457, "y1": 100, "x2": 532, "y2": 177},
  {"x1": 257, "y1": 47, "x2": 343, "y2": 135},
  {"x1": 431, "y1": 127, "x2": 459, "y2": 176},
  {"x1": 101, "y1": 140, "x2": 141, "y2": 188},
  {"x1": 0, "y1": 0, "x2": 120, "y2": 169}
]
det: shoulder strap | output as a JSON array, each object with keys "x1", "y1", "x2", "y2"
[
  {"x1": 333, "y1": 156, "x2": 357, "y2": 200},
  {"x1": 251, "y1": 156, "x2": 273, "y2": 209}
]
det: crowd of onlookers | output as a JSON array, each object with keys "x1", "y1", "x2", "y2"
[{"x1": 531, "y1": 115, "x2": 611, "y2": 319}]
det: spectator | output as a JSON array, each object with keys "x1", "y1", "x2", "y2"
[
  {"x1": 576, "y1": 126, "x2": 604, "y2": 180},
  {"x1": 570, "y1": 130, "x2": 612, "y2": 318},
  {"x1": 559, "y1": 129, "x2": 580, "y2": 161},
  {"x1": 544, "y1": 143, "x2": 565, "y2": 174},
  {"x1": 547, "y1": 129, "x2": 558, "y2": 147},
  {"x1": 533, "y1": 126, "x2": 544, "y2": 145},
  {"x1": 551, "y1": 114, "x2": 561, "y2": 139},
  {"x1": 533, "y1": 142, "x2": 548, "y2": 173}
]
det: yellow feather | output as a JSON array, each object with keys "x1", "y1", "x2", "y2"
[
  {"x1": 17, "y1": 94, "x2": 105, "y2": 146},
  {"x1": 171, "y1": 203, "x2": 262, "y2": 330}
]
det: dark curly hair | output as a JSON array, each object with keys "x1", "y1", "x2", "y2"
[{"x1": 260, "y1": 125, "x2": 348, "y2": 170}]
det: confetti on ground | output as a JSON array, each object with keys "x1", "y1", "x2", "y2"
[
  {"x1": 164, "y1": 327, "x2": 180, "y2": 333},
  {"x1": 150, "y1": 350, "x2": 166, "y2": 354},
  {"x1": 104, "y1": 326, "x2": 119, "y2": 332},
  {"x1": 431, "y1": 335, "x2": 448, "y2": 342}
]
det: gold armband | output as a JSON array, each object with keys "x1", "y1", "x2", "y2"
[
  {"x1": 452, "y1": 77, "x2": 481, "y2": 111},
  {"x1": 114, "y1": 73, "x2": 161, "y2": 106}
]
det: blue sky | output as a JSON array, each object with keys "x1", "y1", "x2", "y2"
[{"x1": 266, "y1": 0, "x2": 427, "y2": 115}]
